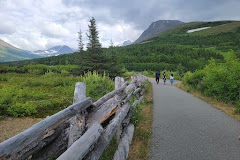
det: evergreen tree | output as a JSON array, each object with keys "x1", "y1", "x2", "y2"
[
  {"x1": 84, "y1": 17, "x2": 107, "y2": 72},
  {"x1": 107, "y1": 40, "x2": 123, "y2": 78},
  {"x1": 77, "y1": 29, "x2": 85, "y2": 67},
  {"x1": 78, "y1": 30, "x2": 84, "y2": 52}
]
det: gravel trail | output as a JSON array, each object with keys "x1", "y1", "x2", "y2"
[{"x1": 148, "y1": 78, "x2": 240, "y2": 160}]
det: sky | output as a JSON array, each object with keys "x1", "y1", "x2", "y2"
[{"x1": 0, "y1": 0, "x2": 240, "y2": 51}]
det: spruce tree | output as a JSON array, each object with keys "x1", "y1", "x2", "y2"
[
  {"x1": 78, "y1": 30, "x2": 84, "y2": 52},
  {"x1": 107, "y1": 40, "x2": 123, "y2": 78},
  {"x1": 77, "y1": 30, "x2": 85, "y2": 67},
  {"x1": 85, "y1": 17, "x2": 107, "y2": 72}
]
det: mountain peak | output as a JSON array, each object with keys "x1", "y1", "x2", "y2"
[
  {"x1": 134, "y1": 20, "x2": 184, "y2": 43},
  {"x1": 122, "y1": 40, "x2": 133, "y2": 46},
  {"x1": 34, "y1": 45, "x2": 74, "y2": 57}
]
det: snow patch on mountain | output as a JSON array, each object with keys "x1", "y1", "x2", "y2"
[
  {"x1": 33, "y1": 45, "x2": 74, "y2": 57},
  {"x1": 186, "y1": 27, "x2": 211, "y2": 33}
]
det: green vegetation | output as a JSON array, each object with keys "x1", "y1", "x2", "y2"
[
  {"x1": 182, "y1": 50, "x2": 240, "y2": 113},
  {"x1": 100, "y1": 81, "x2": 153, "y2": 160},
  {"x1": 0, "y1": 40, "x2": 41, "y2": 62},
  {"x1": 0, "y1": 65, "x2": 114, "y2": 118},
  {"x1": 128, "y1": 81, "x2": 153, "y2": 160},
  {"x1": 2, "y1": 21, "x2": 240, "y2": 73},
  {"x1": 1, "y1": 20, "x2": 240, "y2": 118}
]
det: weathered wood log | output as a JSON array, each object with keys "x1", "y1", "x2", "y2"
[
  {"x1": 0, "y1": 97, "x2": 93, "y2": 159},
  {"x1": 133, "y1": 88, "x2": 141, "y2": 95},
  {"x1": 138, "y1": 96, "x2": 144, "y2": 105},
  {"x1": 57, "y1": 123, "x2": 103, "y2": 160},
  {"x1": 115, "y1": 77, "x2": 124, "y2": 89},
  {"x1": 132, "y1": 100, "x2": 139, "y2": 109},
  {"x1": 8, "y1": 120, "x2": 70, "y2": 160},
  {"x1": 84, "y1": 103, "x2": 130, "y2": 160},
  {"x1": 124, "y1": 84, "x2": 135, "y2": 95},
  {"x1": 31, "y1": 122, "x2": 70, "y2": 160},
  {"x1": 86, "y1": 97, "x2": 119, "y2": 127},
  {"x1": 131, "y1": 96, "x2": 144, "y2": 110},
  {"x1": 121, "y1": 91, "x2": 133, "y2": 105},
  {"x1": 113, "y1": 124, "x2": 135, "y2": 160},
  {"x1": 115, "y1": 77, "x2": 126, "y2": 142},
  {"x1": 122, "y1": 109, "x2": 133, "y2": 128},
  {"x1": 68, "y1": 82, "x2": 87, "y2": 148},
  {"x1": 140, "y1": 88, "x2": 146, "y2": 96},
  {"x1": 93, "y1": 82, "x2": 128, "y2": 108}
]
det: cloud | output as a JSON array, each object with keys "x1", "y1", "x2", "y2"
[
  {"x1": 0, "y1": 0, "x2": 240, "y2": 51},
  {"x1": 40, "y1": 22, "x2": 71, "y2": 38}
]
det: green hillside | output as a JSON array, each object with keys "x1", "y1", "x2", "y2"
[
  {"x1": 0, "y1": 40, "x2": 42, "y2": 62},
  {"x1": 146, "y1": 21, "x2": 240, "y2": 52},
  {"x1": 113, "y1": 20, "x2": 240, "y2": 71},
  {"x1": 2, "y1": 21, "x2": 240, "y2": 73}
]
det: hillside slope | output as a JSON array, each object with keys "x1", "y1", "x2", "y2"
[
  {"x1": 134, "y1": 20, "x2": 184, "y2": 43},
  {"x1": 2, "y1": 21, "x2": 240, "y2": 73},
  {"x1": 146, "y1": 21, "x2": 240, "y2": 51},
  {"x1": 0, "y1": 40, "x2": 41, "y2": 62}
]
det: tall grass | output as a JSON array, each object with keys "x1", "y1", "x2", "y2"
[{"x1": 0, "y1": 71, "x2": 114, "y2": 118}]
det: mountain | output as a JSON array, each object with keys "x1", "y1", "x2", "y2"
[
  {"x1": 134, "y1": 20, "x2": 184, "y2": 43},
  {"x1": 122, "y1": 40, "x2": 133, "y2": 46},
  {"x1": 33, "y1": 45, "x2": 74, "y2": 57},
  {"x1": 0, "y1": 39, "x2": 42, "y2": 62},
  {"x1": 3, "y1": 20, "x2": 240, "y2": 71}
]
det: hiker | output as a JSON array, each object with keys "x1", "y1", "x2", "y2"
[
  {"x1": 155, "y1": 71, "x2": 160, "y2": 84},
  {"x1": 170, "y1": 74, "x2": 174, "y2": 86},
  {"x1": 163, "y1": 72, "x2": 167, "y2": 85}
]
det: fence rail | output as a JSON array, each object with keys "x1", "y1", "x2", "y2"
[{"x1": 0, "y1": 73, "x2": 147, "y2": 160}]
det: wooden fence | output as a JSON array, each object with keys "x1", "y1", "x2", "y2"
[{"x1": 0, "y1": 73, "x2": 147, "y2": 160}]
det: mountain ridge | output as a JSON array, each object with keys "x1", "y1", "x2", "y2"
[
  {"x1": 0, "y1": 39, "x2": 75, "y2": 62},
  {"x1": 134, "y1": 20, "x2": 184, "y2": 43},
  {"x1": 33, "y1": 45, "x2": 74, "y2": 57},
  {"x1": 0, "y1": 39, "x2": 42, "y2": 62}
]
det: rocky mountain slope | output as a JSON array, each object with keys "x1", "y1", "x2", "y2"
[
  {"x1": 134, "y1": 20, "x2": 184, "y2": 43},
  {"x1": 33, "y1": 45, "x2": 74, "y2": 57}
]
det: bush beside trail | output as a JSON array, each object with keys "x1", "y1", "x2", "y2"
[{"x1": 182, "y1": 50, "x2": 240, "y2": 113}]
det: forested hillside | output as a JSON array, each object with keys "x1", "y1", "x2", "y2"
[{"x1": 1, "y1": 21, "x2": 240, "y2": 74}]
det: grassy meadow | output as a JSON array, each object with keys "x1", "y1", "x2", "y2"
[{"x1": 0, "y1": 68, "x2": 114, "y2": 118}]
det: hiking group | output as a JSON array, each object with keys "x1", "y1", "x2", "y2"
[{"x1": 155, "y1": 71, "x2": 174, "y2": 86}]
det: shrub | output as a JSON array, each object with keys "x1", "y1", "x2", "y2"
[
  {"x1": 82, "y1": 71, "x2": 114, "y2": 100},
  {"x1": 184, "y1": 51, "x2": 240, "y2": 103},
  {"x1": 0, "y1": 70, "x2": 114, "y2": 118}
]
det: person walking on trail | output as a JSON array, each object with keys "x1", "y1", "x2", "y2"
[
  {"x1": 170, "y1": 74, "x2": 174, "y2": 86},
  {"x1": 163, "y1": 72, "x2": 167, "y2": 85},
  {"x1": 155, "y1": 71, "x2": 160, "y2": 84}
]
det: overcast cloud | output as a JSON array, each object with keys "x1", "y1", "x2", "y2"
[{"x1": 0, "y1": 0, "x2": 240, "y2": 51}]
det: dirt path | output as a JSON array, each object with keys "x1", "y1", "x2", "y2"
[{"x1": 0, "y1": 117, "x2": 42, "y2": 143}]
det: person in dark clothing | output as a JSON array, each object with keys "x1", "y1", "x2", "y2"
[
  {"x1": 155, "y1": 71, "x2": 160, "y2": 84},
  {"x1": 163, "y1": 72, "x2": 167, "y2": 85}
]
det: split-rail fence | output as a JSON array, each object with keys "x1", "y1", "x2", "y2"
[{"x1": 0, "y1": 74, "x2": 147, "y2": 160}]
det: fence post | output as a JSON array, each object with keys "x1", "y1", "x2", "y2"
[
  {"x1": 115, "y1": 77, "x2": 125, "y2": 141},
  {"x1": 68, "y1": 82, "x2": 86, "y2": 148}
]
